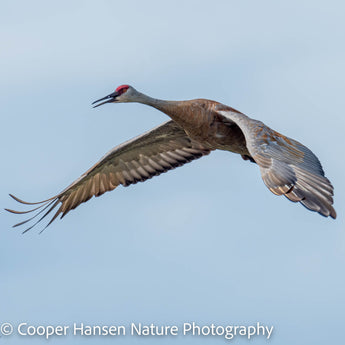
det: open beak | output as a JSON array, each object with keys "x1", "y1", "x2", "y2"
[{"x1": 92, "y1": 91, "x2": 120, "y2": 108}]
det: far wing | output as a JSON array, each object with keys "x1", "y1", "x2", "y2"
[
  {"x1": 218, "y1": 109, "x2": 336, "y2": 218},
  {"x1": 7, "y1": 120, "x2": 211, "y2": 232}
]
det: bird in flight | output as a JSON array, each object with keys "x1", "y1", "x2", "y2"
[{"x1": 7, "y1": 84, "x2": 336, "y2": 233}]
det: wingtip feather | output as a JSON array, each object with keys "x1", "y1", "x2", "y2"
[{"x1": 8, "y1": 193, "x2": 55, "y2": 205}]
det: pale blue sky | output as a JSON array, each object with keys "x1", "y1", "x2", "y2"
[{"x1": 1, "y1": 1, "x2": 345, "y2": 344}]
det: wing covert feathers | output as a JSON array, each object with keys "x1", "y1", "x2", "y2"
[{"x1": 7, "y1": 121, "x2": 211, "y2": 232}]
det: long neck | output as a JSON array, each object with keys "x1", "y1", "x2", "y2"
[{"x1": 133, "y1": 91, "x2": 180, "y2": 116}]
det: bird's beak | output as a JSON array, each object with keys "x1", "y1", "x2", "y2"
[{"x1": 92, "y1": 91, "x2": 120, "y2": 108}]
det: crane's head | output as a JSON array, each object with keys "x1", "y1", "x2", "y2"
[{"x1": 92, "y1": 84, "x2": 138, "y2": 107}]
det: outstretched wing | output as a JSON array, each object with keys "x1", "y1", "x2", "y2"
[
  {"x1": 7, "y1": 120, "x2": 211, "y2": 232},
  {"x1": 218, "y1": 109, "x2": 336, "y2": 218}
]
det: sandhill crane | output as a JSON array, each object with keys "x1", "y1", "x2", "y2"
[{"x1": 6, "y1": 85, "x2": 336, "y2": 233}]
